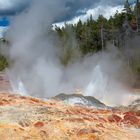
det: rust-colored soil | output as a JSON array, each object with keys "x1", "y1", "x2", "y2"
[{"x1": 0, "y1": 93, "x2": 139, "y2": 140}]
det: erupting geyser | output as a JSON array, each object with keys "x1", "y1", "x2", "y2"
[
  {"x1": 10, "y1": 79, "x2": 28, "y2": 96},
  {"x1": 84, "y1": 64, "x2": 108, "y2": 99},
  {"x1": 0, "y1": 0, "x2": 140, "y2": 139},
  {"x1": 0, "y1": 0, "x2": 139, "y2": 107}
]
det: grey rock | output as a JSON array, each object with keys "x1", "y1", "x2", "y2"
[{"x1": 53, "y1": 93, "x2": 110, "y2": 109}]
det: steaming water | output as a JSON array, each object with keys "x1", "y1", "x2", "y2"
[
  {"x1": 8, "y1": 63, "x2": 140, "y2": 107},
  {"x1": 4, "y1": 0, "x2": 140, "y2": 107},
  {"x1": 84, "y1": 64, "x2": 140, "y2": 106},
  {"x1": 84, "y1": 64, "x2": 108, "y2": 100},
  {"x1": 7, "y1": 61, "x2": 140, "y2": 107},
  {"x1": 10, "y1": 79, "x2": 28, "y2": 96}
]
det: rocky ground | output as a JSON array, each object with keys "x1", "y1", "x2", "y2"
[
  {"x1": 0, "y1": 72, "x2": 139, "y2": 139},
  {"x1": 0, "y1": 93, "x2": 139, "y2": 140}
]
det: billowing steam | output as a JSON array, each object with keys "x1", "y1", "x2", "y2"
[{"x1": 3, "y1": 0, "x2": 140, "y2": 106}]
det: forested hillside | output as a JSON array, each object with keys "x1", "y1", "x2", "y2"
[
  {"x1": 55, "y1": 0, "x2": 140, "y2": 55},
  {"x1": 54, "y1": 0, "x2": 140, "y2": 79}
]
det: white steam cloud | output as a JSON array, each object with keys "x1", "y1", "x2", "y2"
[{"x1": 4, "y1": 0, "x2": 140, "y2": 106}]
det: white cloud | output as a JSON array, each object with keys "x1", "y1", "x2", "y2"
[
  {"x1": 0, "y1": 26, "x2": 8, "y2": 38},
  {"x1": 54, "y1": 5, "x2": 123, "y2": 28},
  {"x1": 0, "y1": 0, "x2": 19, "y2": 10},
  {"x1": 86, "y1": 5, "x2": 123, "y2": 20},
  {"x1": 0, "y1": 0, "x2": 29, "y2": 12}
]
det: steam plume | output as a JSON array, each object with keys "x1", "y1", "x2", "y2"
[{"x1": 4, "y1": 0, "x2": 140, "y2": 106}]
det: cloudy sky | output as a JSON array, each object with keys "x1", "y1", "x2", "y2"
[
  {"x1": 0, "y1": 0, "x2": 135, "y2": 17},
  {"x1": 0, "y1": 0, "x2": 30, "y2": 15},
  {"x1": 0, "y1": 0, "x2": 135, "y2": 37},
  {"x1": 0, "y1": 0, "x2": 135, "y2": 26}
]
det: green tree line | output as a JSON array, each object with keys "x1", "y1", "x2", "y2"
[{"x1": 55, "y1": 0, "x2": 140, "y2": 55}]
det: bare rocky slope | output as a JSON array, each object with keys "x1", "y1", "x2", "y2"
[
  {"x1": 0, "y1": 93, "x2": 139, "y2": 140},
  {"x1": 0, "y1": 72, "x2": 139, "y2": 139}
]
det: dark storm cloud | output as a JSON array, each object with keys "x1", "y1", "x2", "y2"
[
  {"x1": 0, "y1": 0, "x2": 98, "y2": 17},
  {"x1": 57, "y1": 0, "x2": 129, "y2": 21},
  {"x1": 0, "y1": 0, "x2": 135, "y2": 18},
  {"x1": 54, "y1": 0, "x2": 120, "y2": 21},
  {"x1": 65, "y1": 0, "x2": 98, "y2": 18},
  {"x1": 61, "y1": 0, "x2": 135, "y2": 21}
]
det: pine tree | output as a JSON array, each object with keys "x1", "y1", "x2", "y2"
[
  {"x1": 135, "y1": 0, "x2": 140, "y2": 32},
  {"x1": 124, "y1": 0, "x2": 132, "y2": 15}
]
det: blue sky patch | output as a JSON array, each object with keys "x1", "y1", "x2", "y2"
[{"x1": 0, "y1": 17, "x2": 9, "y2": 26}]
